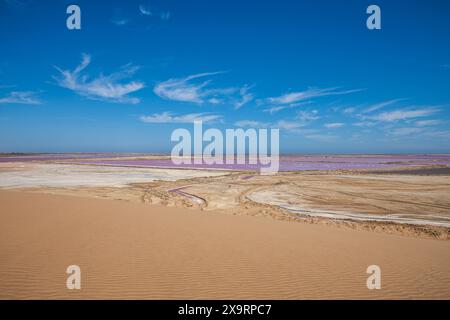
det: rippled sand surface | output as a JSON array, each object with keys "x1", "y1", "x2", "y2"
[{"x1": 1, "y1": 191, "x2": 449, "y2": 299}]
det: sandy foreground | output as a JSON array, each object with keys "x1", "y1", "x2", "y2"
[{"x1": 1, "y1": 190, "x2": 449, "y2": 299}]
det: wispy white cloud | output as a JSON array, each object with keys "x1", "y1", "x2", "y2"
[
  {"x1": 275, "y1": 120, "x2": 305, "y2": 131},
  {"x1": 234, "y1": 85, "x2": 254, "y2": 109},
  {"x1": 390, "y1": 127, "x2": 425, "y2": 136},
  {"x1": 265, "y1": 87, "x2": 362, "y2": 105},
  {"x1": 234, "y1": 118, "x2": 338, "y2": 141},
  {"x1": 297, "y1": 109, "x2": 320, "y2": 123},
  {"x1": 208, "y1": 98, "x2": 221, "y2": 105},
  {"x1": 324, "y1": 122, "x2": 344, "y2": 129},
  {"x1": 353, "y1": 121, "x2": 377, "y2": 127},
  {"x1": 154, "y1": 72, "x2": 252, "y2": 107},
  {"x1": 262, "y1": 106, "x2": 285, "y2": 114},
  {"x1": 361, "y1": 99, "x2": 404, "y2": 114},
  {"x1": 342, "y1": 107, "x2": 356, "y2": 114},
  {"x1": 415, "y1": 119, "x2": 442, "y2": 127},
  {"x1": 138, "y1": 4, "x2": 151, "y2": 15},
  {"x1": 234, "y1": 120, "x2": 269, "y2": 128},
  {"x1": 234, "y1": 119, "x2": 307, "y2": 132},
  {"x1": 368, "y1": 107, "x2": 440, "y2": 122},
  {"x1": 0, "y1": 91, "x2": 41, "y2": 105},
  {"x1": 53, "y1": 53, "x2": 144, "y2": 104},
  {"x1": 139, "y1": 4, "x2": 171, "y2": 20},
  {"x1": 140, "y1": 112, "x2": 221, "y2": 124},
  {"x1": 425, "y1": 130, "x2": 450, "y2": 139},
  {"x1": 262, "y1": 101, "x2": 312, "y2": 114},
  {"x1": 154, "y1": 72, "x2": 225, "y2": 104}
]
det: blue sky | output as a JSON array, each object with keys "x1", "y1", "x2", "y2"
[{"x1": 0, "y1": 0, "x2": 449, "y2": 153}]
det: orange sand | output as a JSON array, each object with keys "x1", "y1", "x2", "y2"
[{"x1": 0, "y1": 190, "x2": 449, "y2": 299}]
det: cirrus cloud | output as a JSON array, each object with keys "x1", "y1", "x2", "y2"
[
  {"x1": 324, "y1": 122, "x2": 344, "y2": 129},
  {"x1": 140, "y1": 112, "x2": 222, "y2": 124},
  {"x1": 154, "y1": 72, "x2": 254, "y2": 108},
  {"x1": 264, "y1": 87, "x2": 363, "y2": 105},
  {"x1": 53, "y1": 53, "x2": 145, "y2": 104},
  {"x1": 0, "y1": 91, "x2": 42, "y2": 105},
  {"x1": 367, "y1": 107, "x2": 440, "y2": 122},
  {"x1": 139, "y1": 4, "x2": 171, "y2": 20}
]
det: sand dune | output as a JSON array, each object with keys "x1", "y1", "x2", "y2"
[{"x1": 1, "y1": 190, "x2": 449, "y2": 299}]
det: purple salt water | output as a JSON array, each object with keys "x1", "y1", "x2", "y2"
[
  {"x1": 0, "y1": 153, "x2": 147, "y2": 163},
  {"x1": 2, "y1": 153, "x2": 450, "y2": 172},
  {"x1": 69, "y1": 154, "x2": 450, "y2": 172}
]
